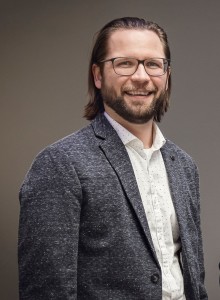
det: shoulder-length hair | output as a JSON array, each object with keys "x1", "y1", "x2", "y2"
[{"x1": 84, "y1": 17, "x2": 171, "y2": 122}]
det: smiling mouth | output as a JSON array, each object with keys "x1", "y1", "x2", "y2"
[{"x1": 124, "y1": 90, "x2": 154, "y2": 97}]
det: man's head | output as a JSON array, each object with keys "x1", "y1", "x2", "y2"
[{"x1": 84, "y1": 17, "x2": 171, "y2": 123}]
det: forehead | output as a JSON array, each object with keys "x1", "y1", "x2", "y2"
[{"x1": 106, "y1": 29, "x2": 165, "y2": 58}]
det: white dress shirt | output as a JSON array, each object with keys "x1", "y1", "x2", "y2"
[{"x1": 104, "y1": 112, "x2": 186, "y2": 300}]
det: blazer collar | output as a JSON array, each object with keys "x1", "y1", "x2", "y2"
[
  {"x1": 92, "y1": 115, "x2": 199, "y2": 288},
  {"x1": 92, "y1": 115, "x2": 193, "y2": 242},
  {"x1": 160, "y1": 143, "x2": 193, "y2": 231},
  {"x1": 161, "y1": 143, "x2": 200, "y2": 295},
  {"x1": 91, "y1": 114, "x2": 159, "y2": 265}
]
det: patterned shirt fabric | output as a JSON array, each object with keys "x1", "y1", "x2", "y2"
[{"x1": 104, "y1": 112, "x2": 186, "y2": 300}]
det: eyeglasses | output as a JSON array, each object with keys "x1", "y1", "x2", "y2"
[{"x1": 99, "y1": 57, "x2": 170, "y2": 77}]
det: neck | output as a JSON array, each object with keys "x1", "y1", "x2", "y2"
[
  {"x1": 105, "y1": 108, "x2": 154, "y2": 149},
  {"x1": 123, "y1": 121, "x2": 154, "y2": 149}
]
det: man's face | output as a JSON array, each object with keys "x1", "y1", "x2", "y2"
[{"x1": 93, "y1": 29, "x2": 170, "y2": 125}]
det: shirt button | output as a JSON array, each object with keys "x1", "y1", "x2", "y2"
[{"x1": 151, "y1": 273, "x2": 160, "y2": 284}]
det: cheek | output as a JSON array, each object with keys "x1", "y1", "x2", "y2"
[
  {"x1": 105, "y1": 77, "x2": 125, "y2": 92},
  {"x1": 152, "y1": 77, "x2": 167, "y2": 91}
]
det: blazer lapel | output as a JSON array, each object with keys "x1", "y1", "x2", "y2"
[
  {"x1": 161, "y1": 142, "x2": 195, "y2": 235},
  {"x1": 92, "y1": 114, "x2": 159, "y2": 265},
  {"x1": 161, "y1": 144, "x2": 200, "y2": 299},
  {"x1": 161, "y1": 142, "x2": 200, "y2": 280}
]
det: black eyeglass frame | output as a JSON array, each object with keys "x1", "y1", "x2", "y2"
[{"x1": 99, "y1": 57, "x2": 171, "y2": 77}]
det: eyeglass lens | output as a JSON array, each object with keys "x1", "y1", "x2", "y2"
[{"x1": 113, "y1": 58, "x2": 167, "y2": 76}]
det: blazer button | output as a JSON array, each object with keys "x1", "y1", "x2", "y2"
[{"x1": 151, "y1": 273, "x2": 160, "y2": 284}]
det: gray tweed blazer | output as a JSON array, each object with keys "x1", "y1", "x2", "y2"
[{"x1": 18, "y1": 113, "x2": 208, "y2": 300}]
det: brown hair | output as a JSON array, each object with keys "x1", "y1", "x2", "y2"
[{"x1": 84, "y1": 17, "x2": 171, "y2": 122}]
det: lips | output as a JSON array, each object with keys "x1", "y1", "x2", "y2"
[{"x1": 124, "y1": 90, "x2": 154, "y2": 97}]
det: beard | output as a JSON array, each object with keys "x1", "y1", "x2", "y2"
[{"x1": 101, "y1": 83, "x2": 167, "y2": 124}]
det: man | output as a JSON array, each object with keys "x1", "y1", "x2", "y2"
[{"x1": 18, "y1": 17, "x2": 208, "y2": 299}]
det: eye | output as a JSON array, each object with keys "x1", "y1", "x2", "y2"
[
  {"x1": 146, "y1": 60, "x2": 162, "y2": 69},
  {"x1": 115, "y1": 58, "x2": 135, "y2": 68}
]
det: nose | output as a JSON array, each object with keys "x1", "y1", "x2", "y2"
[{"x1": 130, "y1": 63, "x2": 151, "y2": 82}]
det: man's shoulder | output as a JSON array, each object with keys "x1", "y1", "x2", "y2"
[
  {"x1": 45, "y1": 113, "x2": 111, "y2": 153},
  {"x1": 51, "y1": 122, "x2": 93, "y2": 151},
  {"x1": 163, "y1": 139, "x2": 190, "y2": 155},
  {"x1": 30, "y1": 122, "x2": 94, "y2": 166},
  {"x1": 162, "y1": 139, "x2": 197, "y2": 168}
]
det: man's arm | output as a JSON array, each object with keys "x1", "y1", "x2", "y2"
[
  {"x1": 194, "y1": 166, "x2": 208, "y2": 300},
  {"x1": 18, "y1": 146, "x2": 82, "y2": 299}
]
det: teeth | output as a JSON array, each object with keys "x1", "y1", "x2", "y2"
[{"x1": 127, "y1": 91, "x2": 151, "y2": 96}]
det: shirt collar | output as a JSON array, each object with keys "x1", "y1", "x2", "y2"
[{"x1": 104, "y1": 112, "x2": 166, "y2": 151}]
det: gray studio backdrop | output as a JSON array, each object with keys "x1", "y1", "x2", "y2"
[{"x1": 1, "y1": 1, "x2": 220, "y2": 299}]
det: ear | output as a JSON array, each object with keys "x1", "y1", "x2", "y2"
[{"x1": 92, "y1": 64, "x2": 102, "y2": 89}]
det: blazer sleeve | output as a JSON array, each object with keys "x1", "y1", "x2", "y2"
[
  {"x1": 18, "y1": 146, "x2": 82, "y2": 300},
  {"x1": 194, "y1": 165, "x2": 208, "y2": 300}
]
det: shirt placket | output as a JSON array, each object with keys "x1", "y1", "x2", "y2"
[{"x1": 148, "y1": 154, "x2": 172, "y2": 294}]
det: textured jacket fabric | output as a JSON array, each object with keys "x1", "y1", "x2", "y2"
[{"x1": 18, "y1": 114, "x2": 208, "y2": 300}]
